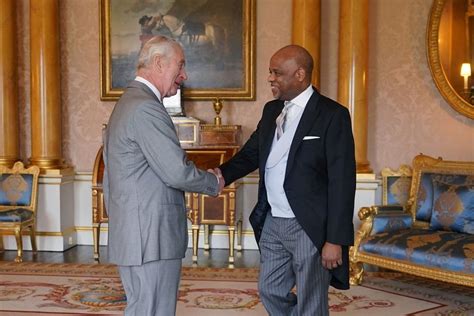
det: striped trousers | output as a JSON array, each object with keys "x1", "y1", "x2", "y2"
[{"x1": 258, "y1": 214, "x2": 330, "y2": 316}]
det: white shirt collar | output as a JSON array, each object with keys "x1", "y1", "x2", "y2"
[
  {"x1": 287, "y1": 84, "x2": 314, "y2": 109},
  {"x1": 135, "y1": 76, "x2": 162, "y2": 101}
]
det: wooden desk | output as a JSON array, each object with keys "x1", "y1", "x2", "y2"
[{"x1": 91, "y1": 123, "x2": 242, "y2": 264}]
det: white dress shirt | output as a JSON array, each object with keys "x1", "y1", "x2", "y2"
[
  {"x1": 284, "y1": 84, "x2": 314, "y2": 126},
  {"x1": 265, "y1": 84, "x2": 314, "y2": 218}
]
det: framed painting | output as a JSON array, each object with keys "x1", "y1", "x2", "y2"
[{"x1": 99, "y1": 0, "x2": 255, "y2": 101}]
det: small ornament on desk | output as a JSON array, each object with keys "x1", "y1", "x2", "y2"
[
  {"x1": 200, "y1": 97, "x2": 241, "y2": 146},
  {"x1": 213, "y1": 98, "x2": 223, "y2": 125}
]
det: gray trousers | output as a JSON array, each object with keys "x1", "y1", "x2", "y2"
[
  {"x1": 258, "y1": 214, "x2": 330, "y2": 316},
  {"x1": 119, "y1": 259, "x2": 182, "y2": 316}
]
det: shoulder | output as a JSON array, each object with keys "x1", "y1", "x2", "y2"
[
  {"x1": 262, "y1": 99, "x2": 282, "y2": 115},
  {"x1": 121, "y1": 84, "x2": 156, "y2": 104},
  {"x1": 316, "y1": 93, "x2": 350, "y2": 117},
  {"x1": 112, "y1": 89, "x2": 169, "y2": 131}
]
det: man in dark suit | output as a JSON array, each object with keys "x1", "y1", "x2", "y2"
[{"x1": 217, "y1": 45, "x2": 356, "y2": 315}]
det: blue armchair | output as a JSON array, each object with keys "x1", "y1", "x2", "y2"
[{"x1": 0, "y1": 161, "x2": 40, "y2": 262}]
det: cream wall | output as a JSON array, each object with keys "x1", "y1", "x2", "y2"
[
  {"x1": 16, "y1": 0, "x2": 474, "y2": 174},
  {"x1": 366, "y1": 0, "x2": 473, "y2": 172}
]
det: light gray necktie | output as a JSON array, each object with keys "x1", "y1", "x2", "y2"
[{"x1": 276, "y1": 101, "x2": 294, "y2": 139}]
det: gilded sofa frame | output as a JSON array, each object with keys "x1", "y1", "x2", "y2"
[{"x1": 350, "y1": 154, "x2": 474, "y2": 287}]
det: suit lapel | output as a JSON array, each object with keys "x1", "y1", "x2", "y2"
[
  {"x1": 260, "y1": 102, "x2": 284, "y2": 171},
  {"x1": 286, "y1": 91, "x2": 321, "y2": 176}
]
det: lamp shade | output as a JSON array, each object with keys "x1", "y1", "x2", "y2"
[{"x1": 461, "y1": 63, "x2": 471, "y2": 77}]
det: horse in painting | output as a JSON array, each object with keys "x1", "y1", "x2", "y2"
[{"x1": 153, "y1": 14, "x2": 227, "y2": 53}]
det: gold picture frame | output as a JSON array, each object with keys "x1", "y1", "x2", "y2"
[{"x1": 99, "y1": 0, "x2": 255, "y2": 101}]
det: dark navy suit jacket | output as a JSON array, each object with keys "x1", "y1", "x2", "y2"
[{"x1": 220, "y1": 88, "x2": 356, "y2": 289}]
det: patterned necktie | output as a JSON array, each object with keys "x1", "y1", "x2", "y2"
[{"x1": 276, "y1": 101, "x2": 294, "y2": 139}]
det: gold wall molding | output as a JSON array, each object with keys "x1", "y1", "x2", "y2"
[
  {"x1": 0, "y1": 226, "x2": 75, "y2": 237},
  {"x1": 187, "y1": 229, "x2": 255, "y2": 236},
  {"x1": 74, "y1": 225, "x2": 255, "y2": 236}
]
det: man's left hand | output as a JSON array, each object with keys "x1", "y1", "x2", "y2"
[{"x1": 321, "y1": 242, "x2": 342, "y2": 270}]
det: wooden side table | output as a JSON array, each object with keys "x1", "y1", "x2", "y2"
[
  {"x1": 184, "y1": 145, "x2": 241, "y2": 264},
  {"x1": 183, "y1": 123, "x2": 242, "y2": 264},
  {"x1": 91, "y1": 146, "x2": 107, "y2": 261},
  {"x1": 91, "y1": 122, "x2": 242, "y2": 264}
]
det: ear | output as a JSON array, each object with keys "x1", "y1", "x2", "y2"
[
  {"x1": 152, "y1": 55, "x2": 162, "y2": 73},
  {"x1": 295, "y1": 67, "x2": 306, "y2": 82}
]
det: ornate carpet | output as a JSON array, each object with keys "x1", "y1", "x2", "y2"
[{"x1": 0, "y1": 262, "x2": 473, "y2": 315}]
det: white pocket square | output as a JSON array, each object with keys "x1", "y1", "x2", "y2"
[{"x1": 303, "y1": 136, "x2": 320, "y2": 140}]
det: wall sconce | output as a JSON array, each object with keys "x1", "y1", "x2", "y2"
[{"x1": 460, "y1": 63, "x2": 471, "y2": 91}]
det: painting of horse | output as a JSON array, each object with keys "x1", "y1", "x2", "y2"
[
  {"x1": 101, "y1": 0, "x2": 255, "y2": 100},
  {"x1": 150, "y1": 14, "x2": 227, "y2": 53}
]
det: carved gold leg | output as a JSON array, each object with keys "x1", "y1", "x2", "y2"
[
  {"x1": 349, "y1": 260, "x2": 364, "y2": 285},
  {"x1": 14, "y1": 228, "x2": 23, "y2": 263},
  {"x1": 204, "y1": 224, "x2": 210, "y2": 250},
  {"x1": 192, "y1": 224, "x2": 200, "y2": 263},
  {"x1": 0, "y1": 235, "x2": 4, "y2": 252},
  {"x1": 228, "y1": 227, "x2": 235, "y2": 264},
  {"x1": 236, "y1": 219, "x2": 242, "y2": 251},
  {"x1": 93, "y1": 223, "x2": 100, "y2": 261},
  {"x1": 30, "y1": 225, "x2": 37, "y2": 255},
  {"x1": 349, "y1": 246, "x2": 364, "y2": 285}
]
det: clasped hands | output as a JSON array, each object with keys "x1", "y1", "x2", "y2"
[{"x1": 208, "y1": 167, "x2": 225, "y2": 195}]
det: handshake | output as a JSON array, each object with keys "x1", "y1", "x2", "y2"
[{"x1": 208, "y1": 167, "x2": 225, "y2": 195}]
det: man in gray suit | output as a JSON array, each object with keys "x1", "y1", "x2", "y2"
[{"x1": 103, "y1": 36, "x2": 224, "y2": 316}]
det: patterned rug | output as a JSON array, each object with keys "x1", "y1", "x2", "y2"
[{"x1": 0, "y1": 261, "x2": 473, "y2": 315}]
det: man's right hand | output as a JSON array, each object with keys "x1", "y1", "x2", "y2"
[{"x1": 208, "y1": 168, "x2": 225, "y2": 195}]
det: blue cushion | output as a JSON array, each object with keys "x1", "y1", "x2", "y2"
[
  {"x1": 430, "y1": 180, "x2": 474, "y2": 234},
  {"x1": 372, "y1": 214, "x2": 413, "y2": 234},
  {"x1": 0, "y1": 173, "x2": 33, "y2": 206},
  {"x1": 415, "y1": 173, "x2": 470, "y2": 222},
  {"x1": 415, "y1": 173, "x2": 435, "y2": 221},
  {"x1": 386, "y1": 176, "x2": 411, "y2": 206},
  {"x1": 0, "y1": 208, "x2": 33, "y2": 222},
  {"x1": 360, "y1": 229, "x2": 474, "y2": 273}
]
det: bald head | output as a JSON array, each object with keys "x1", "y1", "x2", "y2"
[
  {"x1": 274, "y1": 45, "x2": 314, "y2": 83},
  {"x1": 268, "y1": 45, "x2": 314, "y2": 100}
]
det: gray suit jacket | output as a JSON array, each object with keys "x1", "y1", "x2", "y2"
[{"x1": 103, "y1": 81, "x2": 218, "y2": 266}]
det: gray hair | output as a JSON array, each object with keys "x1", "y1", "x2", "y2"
[{"x1": 137, "y1": 35, "x2": 180, "y2": 70}]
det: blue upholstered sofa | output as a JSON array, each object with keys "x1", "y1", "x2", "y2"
[{"x1": 350, "y1": 154, "x2": 474, "y2": 287}]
